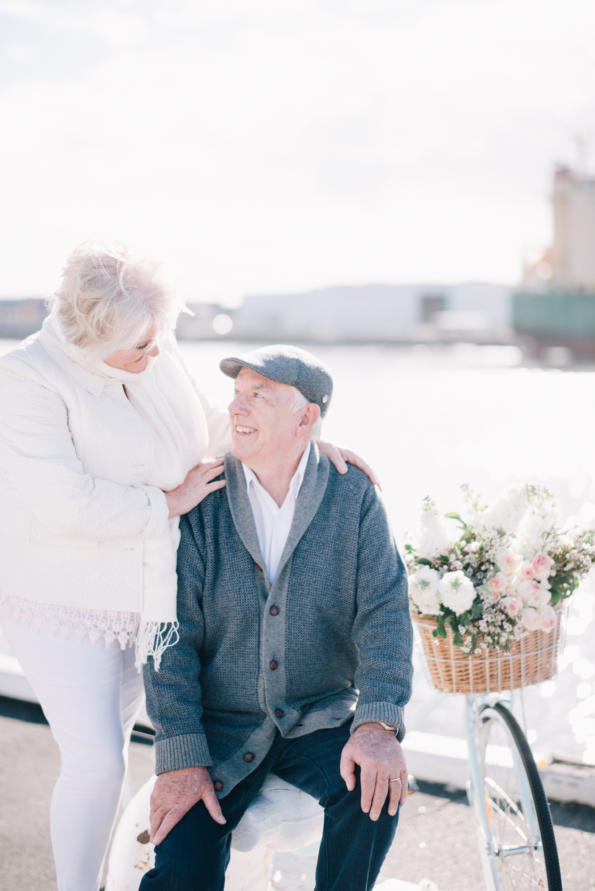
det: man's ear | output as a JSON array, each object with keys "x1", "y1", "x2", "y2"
[{"x1": 297, "y1": 402, "x2": 321, "y2": 435}]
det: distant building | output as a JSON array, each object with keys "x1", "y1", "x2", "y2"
[
  {"x1": 0, "y1": 299, "x2": 47, "y2": 339},
  {"x1": 228, "y1": 282, "x2": 512, "y2": 344}
]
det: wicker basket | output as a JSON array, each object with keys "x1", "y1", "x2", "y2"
[{"x1": 413, "y1": 605, "x2": 564, "y2": 694}]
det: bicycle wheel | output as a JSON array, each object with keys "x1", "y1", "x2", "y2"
[{"x1": 472, "y1": 701, "x2": 562, "y2": 890}]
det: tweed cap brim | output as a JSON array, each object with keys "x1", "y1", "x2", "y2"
[{"x1": 220, "y1": 343, "x2": 333, "y2": 417}]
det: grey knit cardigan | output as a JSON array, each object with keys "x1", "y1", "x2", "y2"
[{"x1": 143, "y1": 447, "x2": 413, "y2": 798}]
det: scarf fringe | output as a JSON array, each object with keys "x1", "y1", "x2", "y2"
[{"x1": 135, "y1": 620, "x2": 180, "y2": 670}]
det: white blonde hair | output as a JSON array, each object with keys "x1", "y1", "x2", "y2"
[{"x1": 50, "y1": 242, "x2": 179, "y2": 355}]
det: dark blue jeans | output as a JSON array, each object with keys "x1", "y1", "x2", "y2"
[{"x1": 139, "y1": 723, "x2": 399, "y2": 890}]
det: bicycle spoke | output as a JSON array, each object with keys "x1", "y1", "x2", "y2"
[{"x1": 484, "y1": 780, "x2": 538, "y2": 846}]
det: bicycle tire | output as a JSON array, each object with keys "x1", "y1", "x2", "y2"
[{"x1": 473, "y1": 701, "x2": 562, "y2": 891}]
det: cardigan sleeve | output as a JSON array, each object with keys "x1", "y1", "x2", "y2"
[
  {"x1": 0, "y1": 368, "x2": 169, "y2": 540},
  {"x1": 143, "y1": 509, "x2": 213, "y2": 773},
  {"x1": 350, "y1": 484, "x2": 413, "y2": 741}
]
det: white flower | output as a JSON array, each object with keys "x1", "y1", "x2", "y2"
[
  {"x1": 484, "y1": 489, "x2": 528, "y2": 534},
  {"x1": 487, "y1": 573, "x2": 507, "y2": 597},
  {"x1": 438, "y1": 571, "x2": 476, "y2": 615},
  {"x1": 516, "y1": 578, "x2": 540, "y2": 604},
  {"x1": 535, "y1": 583, "x2": 552, "y2": 608},
  {"x1": 416, "y1": 505, "x2": 452, "y2": 560},
  {"x1": 517, "y1": 561, "x2": 535, "y2": 581},
  {"x1": 531, "y1": 553, "x2": 554, "y2": 581},
  {"x1": 409, "y1": 567, "x2": 442, "y2": 616},
  {"x1": 502, "y1": 596, "x2": 522, "y2": 617},
  {"x1": 538, "y1": 604, "x2": 557, "y2": 632},
  {"x1": 516, "y1": 579, "x2": 550, "y2": 607},
  {"x1": 497, "y1": 550, "x2": 522, "y2": 577},
  {"x1": 516, "y1": 509, "x2": 556, "y2": 559},
  {"x1": 520, "y1": 606, "x2": 542, "y2": 631}
]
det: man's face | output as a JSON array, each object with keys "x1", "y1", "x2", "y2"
[{"x1": 228, "y1": 367, "x2": 302, "y2": 466}]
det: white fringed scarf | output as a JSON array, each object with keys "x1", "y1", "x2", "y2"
[{"x1": 42, "y1": 313, "x2": 211, "y2": 668}]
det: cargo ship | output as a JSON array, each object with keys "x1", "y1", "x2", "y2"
[{"x1": 512, "y1": 164, "x2": 595, "y2": 360}]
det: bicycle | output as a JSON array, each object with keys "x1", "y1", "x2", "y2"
[{"x1": 413, "y1": 609, "x2": 564, "y2": 890}]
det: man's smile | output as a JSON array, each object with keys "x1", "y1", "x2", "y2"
[{"x1": 234, "y1": 423, "x2": 257, "y2": 435}]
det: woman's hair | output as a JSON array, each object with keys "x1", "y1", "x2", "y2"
[{"x1": 50, "y1": 242, "x2": 179, "y2": 354}]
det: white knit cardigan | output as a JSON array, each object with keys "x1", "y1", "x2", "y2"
[{"x1": 0, "y1": 315, "x2": 230, "y2": 665}]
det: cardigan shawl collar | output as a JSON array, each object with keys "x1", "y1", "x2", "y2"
[{"x1": 224, "y1": 444, "x2": 329, "y2": 588}]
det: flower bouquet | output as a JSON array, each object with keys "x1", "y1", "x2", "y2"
[{"x1": 405, "y1": 485, "x2": 595, "y2": 693}]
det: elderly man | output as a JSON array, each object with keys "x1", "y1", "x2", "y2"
[{"x1": 140, "y1": 345, "x2": 413, "y2": 891}]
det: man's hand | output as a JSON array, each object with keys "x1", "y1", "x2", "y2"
[
  {"x1": 149, "y1": 766, "x2": 226, "y2": 845},
  {"x1": 339, "y1": 722, "x2": 408, "y2": 821}
]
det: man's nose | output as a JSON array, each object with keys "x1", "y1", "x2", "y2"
[
  {"x1": 229, "y1": 394, "x2": 247, "y2": 413},
  {"x1": 149, "y1": 344, "x2": 160, "y2": 358}
]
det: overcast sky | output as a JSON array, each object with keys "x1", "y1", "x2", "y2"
[{"x1": 1, "y1": 0, "x2": 594, "y2": 303}]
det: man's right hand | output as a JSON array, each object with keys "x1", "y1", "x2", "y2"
[{"x1": 149, "y1": 766, "x2": 226, "y2": 845}]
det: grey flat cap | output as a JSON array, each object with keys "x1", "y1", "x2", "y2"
[{"x1": 220, "y1": 344, "x2": 333, "y2": 417}]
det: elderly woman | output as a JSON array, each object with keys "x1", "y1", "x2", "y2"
[{"x1": 0, "y1": 244, "x2": 372, "y2": 891}]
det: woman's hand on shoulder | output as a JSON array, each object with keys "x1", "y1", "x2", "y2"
[
  {"x1": 165, "y1": 459, "x2": 226, "y2": 518},
  {"x1": 316, "y1": 441, "x2": 380, "y2": 488}
]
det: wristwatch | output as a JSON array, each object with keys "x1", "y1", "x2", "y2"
[{"x1": 376, "y1": 720, "x2": 397, "y2": 733}]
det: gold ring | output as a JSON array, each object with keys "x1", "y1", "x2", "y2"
[{"x1": 389, "y1": 777, "x2": 401, "y2": 783}]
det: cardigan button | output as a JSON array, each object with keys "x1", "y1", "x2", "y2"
[
  {"x1": 243, "y1": 752, "x2": 255, "y2": 763},
  {"x1": 269, "y1": 660, "x2": 278, "y2": 671},
  {"x1": 274, "y1": 708, "x2": 284, "y2": 718},
  {"x1": 269, "y1": 605, "x2": 279, "y2": 616},
  {"x1": 255, "y1": 563, "x2": 263, "y2": 572},
  {"x1": 213, "y1": 780, "x2": 224, "y2": 791}
]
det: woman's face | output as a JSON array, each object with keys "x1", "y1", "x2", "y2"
[{"x1": 104, "y1": 323, "x2": 160, "y2": 373}]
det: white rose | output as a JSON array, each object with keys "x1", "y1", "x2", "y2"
[
  {"x1": 516, "y1": 579, "x2": 542, "y2": 606},
  {"x1": 409, "y1": 566, "x2": 442, "y2": 616},
  {"x1": 496, "y1": 550, "x2": 522, "y2": 577},
  {"x1": 502, "y1": 596, "x2": 522, "y2": 618},
  {"x1": 532, "y1": 553, "x2": 554, "y2": 581},
  {"x1": 438, "y1": 570, "x2": 476, "y2": 615},
  {"x1": 535, "y1": 583, "x2": 552, "y2": 608},
  {"x1": 520, "y1": 606, "x2": 542, "y2": 632},
  {"x1": 538, "y1": 604, "x2": 557, "y2": 632}
]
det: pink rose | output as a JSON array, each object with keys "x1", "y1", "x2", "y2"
[
  {"x1": 539, "y1": 605, "x2": 557, "y2": 632},
  {"x1": 502, "y1": 596, "x2": 522, "y2": 618},
  {"x1": 517, "y1": 561, "x2": 535, "y2": 581},
  {"x1": 488, "y1": 573, "x2": 506, "y2": 598},
  {"x1": 532, "y1": 553, "x2": 554, "y2": 581},
  {"x1": 498, "y1": 551, "x2": 522, "y2": 575},
  {"x1": 517, "y1": 579, "x2": 542, "y2": 606}
]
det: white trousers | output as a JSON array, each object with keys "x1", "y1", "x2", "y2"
[{"x1": 4, "y1": 620, "x2": 143, "y2": 891}]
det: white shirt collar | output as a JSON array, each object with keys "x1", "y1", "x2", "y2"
[{"x1": 242, "y1": 442, "x2": 311, "y2": 506}]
